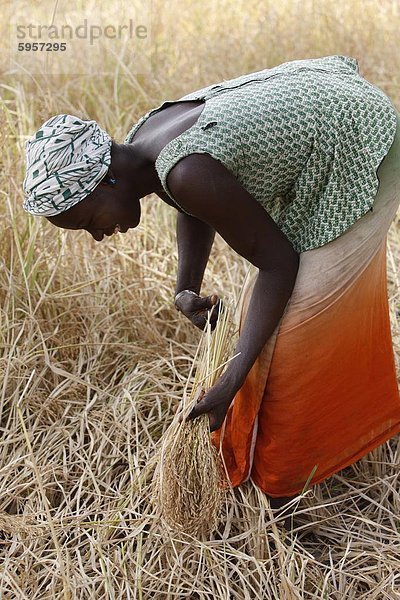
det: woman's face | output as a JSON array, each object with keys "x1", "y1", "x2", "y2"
[{"x1": 46, "y1": 179, "x2": 141, "y2": 241}]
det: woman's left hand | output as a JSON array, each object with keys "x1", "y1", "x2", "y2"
[{"x1": 178, "y1": 377, "x2": 238, "y2": 433}]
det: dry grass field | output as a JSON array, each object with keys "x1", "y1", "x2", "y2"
[{"x1": 1, "y1": 0, "x2": 400, "y2": 597}]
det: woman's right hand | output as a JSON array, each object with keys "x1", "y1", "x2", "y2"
[{"x1": 175, "y1": 291, "x2": 223, "y2": 331}]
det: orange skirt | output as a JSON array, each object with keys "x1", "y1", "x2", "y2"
[{"x1": 211, "y1": 113, "x2": 400, "y2": 498}]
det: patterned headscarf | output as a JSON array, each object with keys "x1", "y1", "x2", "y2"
[{"x1": 23, "y1": 114, "x2": 112, "y2": 217}]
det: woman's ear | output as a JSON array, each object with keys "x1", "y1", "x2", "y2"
[{"x1": 100, "y1": 168, "x2": 117, "y2": 186}]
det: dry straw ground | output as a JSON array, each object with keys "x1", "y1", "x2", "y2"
[{"x1": 1, "y1": 0, "x2": 400, "y2": 597}]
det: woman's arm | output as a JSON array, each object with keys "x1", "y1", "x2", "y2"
[
  {"x1": 156, "y1": 189, "x2": 216, "y2": 297},
  {"x1": 167, "y1": 153, "x2": 299, "y2": 431},
  {"x1": 220, "y1": 263, "x2": 297, "y2": 392},
  {"x1": 184, "y1": 264, "x2": 297, "y2": 431},
  {"x1": 174, "y1": 212, "x2": 221, "y2": 332},
  {"x1": 175, "y1": 212, "x2": 216, "y2": 297},
  {"x1": 158, "y1": 190, "x2": 221, "y2": 330}
]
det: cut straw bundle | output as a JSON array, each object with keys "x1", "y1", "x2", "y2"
[{"x1": 152, "y1": 296, "x2": 239, "y2": 537}]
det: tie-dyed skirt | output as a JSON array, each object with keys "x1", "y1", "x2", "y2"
[{"x1": 211, "y1": 112, "x2": 400, "y2": 498}]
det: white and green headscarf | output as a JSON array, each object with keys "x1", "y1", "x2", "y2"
[{"x1": 23, "y1": 114, "x2": 112, "y2": 217}]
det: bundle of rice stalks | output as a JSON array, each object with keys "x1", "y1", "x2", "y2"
[{"x1": 152, "y1": 296, "x2": 239, "y2": 537}]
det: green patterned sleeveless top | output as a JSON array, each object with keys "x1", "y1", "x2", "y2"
[{"x1": 125, "y1": 55, "x2": 398, "y2": 253}]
